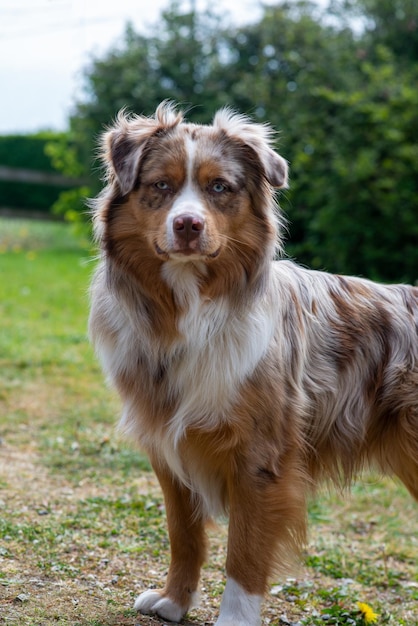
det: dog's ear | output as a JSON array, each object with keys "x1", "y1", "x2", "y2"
[
  {"x1": 258, "y1": 147, "x2": 288, "y2": 189},
  {"x1": 213, "y1": 109, "x2": 289, "y2": 189},
  {"x1": 102, "y1": 112, "x2": 155, "y2": 196},
  {"x1": 102, "y1": 103, "x2": 184, "y2": 195}
]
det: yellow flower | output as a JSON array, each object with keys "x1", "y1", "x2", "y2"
[{"x1": 357, "y1": 602, "x2": 378, "y2": 624}]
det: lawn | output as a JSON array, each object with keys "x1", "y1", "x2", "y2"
[{"x1": 0, "y1": 218, "x2": 417, "y2": 625}]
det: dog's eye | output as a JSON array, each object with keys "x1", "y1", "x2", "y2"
[
  {"x1": 155, "y1": 181, "x2": 170, "y2": 191},
  {"x1": 209, "y1": 180, "x2": 228, "y2": 194}
]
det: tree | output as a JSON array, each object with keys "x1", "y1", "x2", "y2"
[
  {"x1": 297, "y1": 50, "x2": 418, "y2": 282},
  {"x1": 54, "y1": 0, "x2": 418, "y2": 283},
  {"x1": 330, "y1": 0, "x2": 418, "y2": 63},
  {"x1": 222, "y1": 1, "x2": 417, "y2": 283}
]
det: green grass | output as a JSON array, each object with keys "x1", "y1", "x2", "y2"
[
  {"x1": 0, "y1": 219, "x2": 150, "y2": 480},
  {"x1": 0, "y1": 219, "x2": 92, "y2": 374},
  {"x1": 0, "y1": 217, "x2": 417, "y2": 626}
]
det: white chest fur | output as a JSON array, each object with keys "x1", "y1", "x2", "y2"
[{"x1": 161, "y1": 262, "x2": 274, "y2": 442}]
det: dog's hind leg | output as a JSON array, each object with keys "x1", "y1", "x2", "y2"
[
  {"x1": 134, "y1": 462, "x2": 207, "y2": 622},
  {"x1": 377, "y1": 406, "x2": 418, "y2": 501},
  {"x1": 395, "y1": 465, "x2": 418, "y2": 501},
  {"x1": 389, "y1": 438, "x2": 418, "y2": 501}
]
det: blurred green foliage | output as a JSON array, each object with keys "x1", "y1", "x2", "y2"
[
  {"x1": 0, "y1": 132, "x2": 63, "y2": 171},
  {"x1": 0, "y1": 132, "x2": 87, "y2": 215},
  {"x1": 0, "y1": 180, "x2": 63, "y2": 212},
  {"x1": 48, "y1": 0, "x2": 418, "y2": 283}
]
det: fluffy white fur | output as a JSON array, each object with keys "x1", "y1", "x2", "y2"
[
  {"x1": 215, "y1": 578, "x2": 263, "y2": 626},
  {"x1": 134, "y1": 589, "x2": 195, "y2": 622}
]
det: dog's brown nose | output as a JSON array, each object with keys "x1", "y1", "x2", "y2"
[{"x1": 173, "y1": 214, "x2": 205, "y2": 243}]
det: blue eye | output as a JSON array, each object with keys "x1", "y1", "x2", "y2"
[
  {"x1": 211, "y1": 181, "x2": 228, "y2": 193},
  {"x1": 155, "y1": 181, "x2": 170, "y2": 190}
]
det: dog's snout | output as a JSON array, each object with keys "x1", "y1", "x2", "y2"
[{"x1": 173, "y1": 214, "x2": 205, "y2": 243}]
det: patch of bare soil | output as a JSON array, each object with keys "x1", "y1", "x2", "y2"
[
  {"x1": 0, "y1": 440, "x2": 221, "y2": 625},
  {"x1": 1, "y1": 440, "x2": 417, "y2": 625}
]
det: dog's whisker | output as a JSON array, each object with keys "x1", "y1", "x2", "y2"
[{"x1": 218, "y1": 234, "x2": 254, "y2": 249}]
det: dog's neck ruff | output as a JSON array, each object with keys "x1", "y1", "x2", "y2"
[{"x1": 158, "y1": 261, "x2": 275, "y2": 440}]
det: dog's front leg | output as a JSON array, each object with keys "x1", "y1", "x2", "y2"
[
  {"x1": 215, "y1": 498, "x2": 265, "y2": 626},
  {"x1": 215, "y1": 465, "x2": 306, "y2": 626},
  {"x1": 135, "y1": 461, "x2": 207, "y2": 622}
]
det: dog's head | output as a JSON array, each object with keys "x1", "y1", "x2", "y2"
[{"x1": 94, "y1": 102, "x2": 288, "y2": 291}]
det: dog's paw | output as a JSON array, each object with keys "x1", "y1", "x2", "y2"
[
  {"x1": 134, "y1": 589, "x2": 186, "y2": 622},
  {"x1": 214, "y1": 578, "x2": 262, "y2": 626}
]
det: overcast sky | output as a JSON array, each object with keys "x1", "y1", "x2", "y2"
[{"x1": 0, "y1": 0, "x2": 277, "y2": 135}]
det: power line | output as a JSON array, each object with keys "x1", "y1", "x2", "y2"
[{"x1": 0, "y1": 1, "x2": 70, "y2": 16}]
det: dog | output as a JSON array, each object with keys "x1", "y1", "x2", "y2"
[{"x1": 89, "y1": 102, "x2": 418, "y2": 626}]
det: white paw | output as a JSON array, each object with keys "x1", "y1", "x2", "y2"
[
  {"x1": 215, "y1": 578, "x2": 262, "y2": 626},
  {"x1": 134, "y1": 589, "x2": 185, "y2": 622}
]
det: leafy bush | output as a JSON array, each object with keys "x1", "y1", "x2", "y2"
[
  {"x1": 0, "y1": 132, "x2": 89, "y2": 217},
  {"x1": 0, "y1": 132, "x2": 65, "y2": 172}
]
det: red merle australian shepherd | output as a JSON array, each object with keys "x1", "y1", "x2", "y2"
[{"x1": 89, "y1": 102, "x2": 418, "y2": 625}]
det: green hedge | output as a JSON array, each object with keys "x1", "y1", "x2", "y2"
[
  {"x1": 0, "y1": 132, "x2": 66, "y2": 172},
  {"x1": 0, "y1": 181, "x2": 62, "y2": 211},
  {"x1": 0, "y1": 132, "x2": 72, "y2": 213}
]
